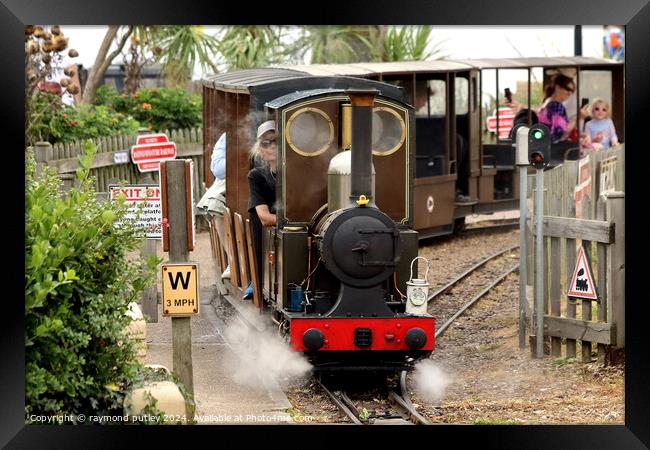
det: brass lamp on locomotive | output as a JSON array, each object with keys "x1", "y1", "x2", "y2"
[{"x1": 202, "y1": 71, "x2": 435, "y2": 370}]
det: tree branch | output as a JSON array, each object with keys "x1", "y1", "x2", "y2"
[{"x1": 81, "y1": 25, "x2": 133, "y2": 104}]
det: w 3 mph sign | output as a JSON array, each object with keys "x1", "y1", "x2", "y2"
[{"x1": 131, "y1": 133, "x2": 177, "y2": 172}]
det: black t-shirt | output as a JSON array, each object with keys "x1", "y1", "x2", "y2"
[
  {"x1": 247, "y1": 166, "x2": 276, "y2": 281},
  {"x1": 247, "y1": 166, "x2": 276, "y2": 215}
]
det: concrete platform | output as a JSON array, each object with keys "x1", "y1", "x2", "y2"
[
  {"x1": 145, "y1": 297, "x2": 293, "y2": 424},
  {"x1": 465, "y1": 208, "x2": 520, "y2": 224},
  {"x1": 144, "y1": 229, "x2": 293, "y2": 424}
]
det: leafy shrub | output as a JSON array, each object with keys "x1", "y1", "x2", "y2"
[
  {"x1": 96, "y1": 85, "x2": 202, "y2": 131},
  {"x1": 25, "y1": 141, "x2": 159, "y2": 419},
  {"x1": 27, "y1": 92, "x2": 140, "y2": 145}
]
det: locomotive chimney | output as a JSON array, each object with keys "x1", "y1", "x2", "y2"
[{"x1": 346, "y1": 89, "x2": 378, "y2": 205}]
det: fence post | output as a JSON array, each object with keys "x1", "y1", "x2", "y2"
[
  {"x1": 606, "y1": 192, "x2": 625, "y2": 363},
  {"x1": 33, "y1": 141, "x2": 53, "y2": 177}
]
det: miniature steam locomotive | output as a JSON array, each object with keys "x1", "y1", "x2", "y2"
[{"x1": 202, "y1": 71, "x2": 435, "y2": 370}]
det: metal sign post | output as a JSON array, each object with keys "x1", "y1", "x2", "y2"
[
  {"x1": 527, "y1": 124, "x2": 550, "y2": 359},
  {"x1": 514, "y1": 125, "x2": 529, "y2": 350},
  {"x1": 534, "y1": 167, "x2": 545, "y2": 359}
]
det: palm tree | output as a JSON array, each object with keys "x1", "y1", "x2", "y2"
[
  {"x1": 153, "y1": 26, "x2": 220, "y2": 86},
  {"x1": 287, "y1": 26, "x2": 446, "y2": 65},
  {"x1": 216, "y1": 26, "x2": 282, "y2": 71},
  {"x1": 370, "y1": 26, "x2": 447, "y2": 62},
  {"x1": 288, "y1": 26, "x2": 374, "y2": 64}
]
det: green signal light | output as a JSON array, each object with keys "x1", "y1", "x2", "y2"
[{"x1": 533, "y1": 130, "x2": 544, "y2": 140}]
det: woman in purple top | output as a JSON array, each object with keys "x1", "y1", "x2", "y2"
[{"x1": 538, "y1": 74, "x2": 589, "y2": 143}]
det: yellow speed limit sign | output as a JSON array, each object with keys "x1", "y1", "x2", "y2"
[{"x1": 162, "y1": 263, "x2": 199, "y2": 316}]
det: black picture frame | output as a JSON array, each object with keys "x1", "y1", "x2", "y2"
[{"x1": 6, "y1": 0, "x2": 649, "y2": 448}]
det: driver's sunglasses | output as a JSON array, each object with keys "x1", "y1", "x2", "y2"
[{"x1": 261, "y1": 139, "x2": 277, "y2": 148}]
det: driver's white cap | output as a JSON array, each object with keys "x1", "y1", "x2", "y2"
[{"x1": 256, "y1": 120, "x2": 276, "y2": 139}]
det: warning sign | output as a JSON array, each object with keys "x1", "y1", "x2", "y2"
[
  {"x1": 162, "y1": 263, "x2": 199, "y2": 316},
  {"x1": 567, "y1": 247, "x2": 598, "y2": 300},
  {"x1": 109, "y1": 184, "x2": 162, "y2": 239}
]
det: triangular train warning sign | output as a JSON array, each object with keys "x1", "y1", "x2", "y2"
[{"x1": 567, "y1": 246, "x2": 598, "y2": 300}]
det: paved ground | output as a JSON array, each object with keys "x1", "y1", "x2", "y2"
[
  {"x1": 143, "y1": 228, "x2": 293, "y2": 424},
  {"x1": 465, "y1": 209, "x2": 519, "y2": 224}
]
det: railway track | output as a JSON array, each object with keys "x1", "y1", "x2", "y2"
[
  {"x1": 427, "y1": 244, "x2": 520, "y2": 339},
  {"x1": 316, "y1": 371, "x2": 430, "y2": 425}
]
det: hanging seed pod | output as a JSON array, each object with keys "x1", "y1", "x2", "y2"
[
  {"x1": 25, "y1": 25, "x2": 35, "y2": 35},
  {"x1": 59, "y1": 77, "x2": 71, "y2": 87},
  {"x1": 68, "y1": 48, "x2": 79, "y2": 58},
  {"x1": 43, "y1": 32, "x2": 52, "y2": 41},
  {"x1": 51, "y1": 25, "x2": 61, "y2": 36},
  {"x1": 153, "y1": 45, "x2": 162, "y2": 56},
  {"x1": 66, "y1": 84, "x2": 80, "y2": 95},
  {"x1": 33, "y1": 26, "x2": 45, "y2": 38},
  {"x1": 27, "y1": 41, "x2": 40, "y2": 55},
  {"x1": 63, "y1": 66, "x2": 76, "y2": 77},
  {"x1": 53, "y1": 36, "x2": 68, "y2": 52},
  {"x1": 42, "y1": 41, "x2": 53, "y2": 53},
  {"x1": 41, "y1": 54, "x2": 51, "y2": 64}
]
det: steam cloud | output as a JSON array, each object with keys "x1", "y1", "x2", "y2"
[
  {"x1": 220, "y1": 308, "x2": 312, "y2": 388},
  {"x1": 411, "y1": 360, "x2": 451, "y2": 402}
]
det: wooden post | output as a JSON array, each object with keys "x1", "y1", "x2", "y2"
[
  {"x1": 596, "y1": 197, "x2": 608, "y2": 363},
  {"x1": 564, "y1": 161, "x2": 578, "y2": 359},
  {"x1": 549, "y1": 170, "x2": 562, "y2": 357},
  {"x1": 606, "y1": 192, "x2": 625, "y2": 361},
  {"x1": 141, "y1": 239, "x2": 159, "y2": 323},
  {"x1": 163, "y1": 160, "x2": 195, "y2": 413},
  {"x1": 33, "y1": 141, "x2": 53, "y2": 177}
]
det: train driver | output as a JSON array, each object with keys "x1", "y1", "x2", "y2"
[{"x1": 244, "y1": 120, "x2": 278, "y2": 299}]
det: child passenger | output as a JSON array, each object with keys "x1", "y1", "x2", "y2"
[{"x1": 583, "y1": 98, "x2": 619, "y2": 150}]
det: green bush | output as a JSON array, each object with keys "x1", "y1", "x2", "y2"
[
  {"x1": 96, "y1": 85, "x2": 202, "y2": 131},
  {"x1": 25, "y1": 141, "x2": 159, "y2": 419},
  {"x1": 27, "y1": 92, "x2": 140, "y2": 145}
]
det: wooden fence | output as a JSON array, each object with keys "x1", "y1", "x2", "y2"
[
  {"x1": 526, "y1": 146, "x2": 625, "y2": 363},
  {"x1": 31, "y1": 128, "x2": 206, "y2": 202}
]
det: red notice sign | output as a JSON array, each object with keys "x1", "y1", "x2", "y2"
[
  {"x1": 486, "y1": 107, "x2": 516, "y2": 139},
  {"x1": 137, "y1": 161, "x2": 162, "y2": 172},
  {"x1": 131, "y1": 142, "x2": 177, "y2": 163},
  {"x1": 136, "y1": 133, "x2": 169, "y2": 145},
  {"x1": 131, "y1": 134, "x2": 177, "y2": 173}
]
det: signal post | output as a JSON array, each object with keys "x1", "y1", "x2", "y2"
[{"x1": 514, "y1": 123, "x2": 551, "y2": 358}]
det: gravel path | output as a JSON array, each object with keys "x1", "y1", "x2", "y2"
[
  {"x1": 412, "y1": 228, "x2": 624, "y2": 424},
  {"x1": 285, "y1": 226, "x2": 624, "y2": 424}
]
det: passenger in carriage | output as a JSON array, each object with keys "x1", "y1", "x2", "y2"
[
  {"x1": 538, "y1": 74, "x2": 589, "y2": 144},
  {"x1": 582, "y1": 98, "x2": 619, "y2": 150},
  {"x1": 210, "y1": 132, "x2": 230, "y2": 280},
  {"x1": 243, "y1": 120, "x2": 278, "y2": 299}
]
